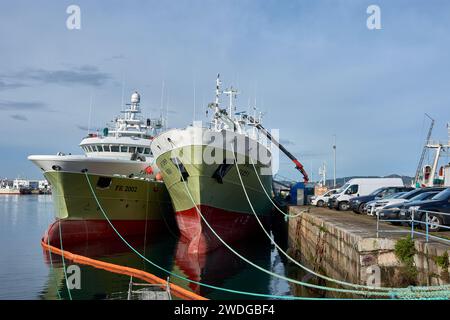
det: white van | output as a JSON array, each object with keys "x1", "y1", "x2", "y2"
[
  {"x1": 310, "y1": 189, "x2": 338, "y2": 207},
  {"x1": 328, "y1": 178, "x2": 404, "y2": 211}
]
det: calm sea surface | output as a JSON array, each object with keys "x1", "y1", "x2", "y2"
[{"x1": 0, "y1": 195, "x2": 318, "y2": 300}]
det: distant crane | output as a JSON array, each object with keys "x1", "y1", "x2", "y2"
[
  {"x1": 414, "y1": 114, "x2": 434, "y2": 186},
  {"x1": 318, "y1": 162, "x2": 327, "y2": 187}
]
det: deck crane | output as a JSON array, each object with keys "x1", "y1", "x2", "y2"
[
  {"x1": 207, "y1": 74, "x2": 309, "y2": 183},
  {"x1": 242, "y1": 114, "x2": 309, "y2": 183}
]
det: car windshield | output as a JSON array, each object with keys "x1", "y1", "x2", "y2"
[
  {"x1": 336, "y1": 183, "x2": 349, "y2": 194},
  {"x1": 431, "y1": 188, "x2": 450, "y2": 201},
  {"x1": 369, "y1": 188, "x2": 385, "y2": 196},
  {"x1": 400, "y1": 189, "x2": 423, "y2": 199},
  {"x1": 409, "y1": 192, "x2": 436, "y2": 202},
  {"x1": 389, "y1": 192, "x2": 406, "y2": 199}
]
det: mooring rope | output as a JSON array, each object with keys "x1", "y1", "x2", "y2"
[
  {"x1": 82, "y1": 167, "x2": 449, "y2": 299},
  {"x1": 170, "y1": 158, "x2": 396, "y2": 297},
  {"x1": 246, "y1": 155, "x2": 450, "y2": 292},
  {"x1": 82, "y1": 171, "x2": 333, "y2": 300},
  {"x1": 169, "y1": 143, "x2": 450, "y2": 299},
  {"x1": 43, "y1": 193, "x2": 62, "y2": 300},
  {"x1": 57, "y1": 219, "x2": 73, "y2": 300},
  {"x1": 238, "y1": 147, "x2": 450, "y2": 296},
  {"x1": 46, "y1": 224, "x2": 62, "y2": 300},
  {"x1": 41, "y1": 240, "x2": 207, "y2": 300}
]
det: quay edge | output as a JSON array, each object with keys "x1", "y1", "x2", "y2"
[{"x1": 287, "y1": 206, "x2": 450, "y2": 297}]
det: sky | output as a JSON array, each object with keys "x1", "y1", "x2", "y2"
[{"x1": 0, "y1": 0, "x2": 449, "y2": 180}]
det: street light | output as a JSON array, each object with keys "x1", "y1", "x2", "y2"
[{"x1": 333, "y1": 135, "x2": 336, "y2": 188}]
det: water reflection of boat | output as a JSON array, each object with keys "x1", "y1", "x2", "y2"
[
  {"x1": 40, "y1": 235, "x2": 178, "y2": 300},
  {"x1": 172, "y1": 234, "x2": 273, "y2": 298}
]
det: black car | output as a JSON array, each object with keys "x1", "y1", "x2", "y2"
[
  {"x1": 401, "y1": 188, "x2": 450, "y2": 231},
  {"x1": 349, "y1": 186, "x2": 413, "y2": 214},
  {"x1": 379, "y1": 191, "x2": 440, "y2": 223}
]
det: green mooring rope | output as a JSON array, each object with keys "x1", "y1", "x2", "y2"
[
  {"x1": 83, "y1": 172, "x2": 331, "y2": 300},
  {"x1": 246, "y1": 153, "x2": 450, "y2": 294}
]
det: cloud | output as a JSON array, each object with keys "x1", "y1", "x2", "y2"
[
  {"x1": 0, "y1": 100, "x2": 47, "y2": 111},
  {"x1": 149, "y1": 108, "x2": 178, "y2": 115},
  {"x1": 10, "y1": 114, "x2": 28, "y2": 121},
  {"x1": 76, "y1": 124, "x2": 103, "y2": 132},
  {"x1": 0, "y1": 79, "x2": 27, "y2": 90},
  {"x1": 76, "y1": 125, "x2": 89, "y2": 131},
  {"x1": 280, "y1": 138, "x2": 295, "y2": 146},
  {"x1": 2, "y1": 65, "x2": 111, "y2": 87},
  {"x1": 111, "y1": 54, "x2": 126, "y2": 60}
]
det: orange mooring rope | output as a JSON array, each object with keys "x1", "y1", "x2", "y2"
[{"x1": 41, "y1": 240, "x2": 208, "y2": 300}]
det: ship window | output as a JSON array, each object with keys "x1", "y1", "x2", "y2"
[
  {"x1": 111, "y1": 145, "x2": 119, "y2": 152},
  {"x1": 129, "y1": 147, "x2": 136, "y2": 153},
  {"x1": 144, "y1": 148, "x2": 150, "y2": 155},
  {"x1": 87, "y1": 146, "x2": 92, "y2": 152},
  {"x1": 104, "y1": 145, "x2": 110, "y2": 152},
  {"x1": 121, "y1": 146, "x2": 128, "y2": 152},
  {"x1": 137, "y1": 147, "x2": 144, "y2": 154},
  {"x1": 95, "y1": 145, "x2": 102, "y2": 152}
]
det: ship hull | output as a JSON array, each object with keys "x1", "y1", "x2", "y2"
[
  {"x1": 0, "y1": 189, "x2": 21, "y2": 195},
  {"x1": 152, "y1": 127, "x2": 274, "y2": 254},
  {"x1": 175, "y1": 204, "x2": 271, "y2": 254},
  {"x1": 44, "y1": 171, "x2": 175, "y2": 246}
]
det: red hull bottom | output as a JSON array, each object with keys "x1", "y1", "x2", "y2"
[
  {"x1": 43, "y1": 219, "x2": 165, "y2": 247},
  {"x1": 175, "y1": 205, "x2": 271, "y2": 254}
]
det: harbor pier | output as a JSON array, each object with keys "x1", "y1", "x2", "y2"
[{"x1": 287, "y1": 206, "x2": 450, "y2": 295}]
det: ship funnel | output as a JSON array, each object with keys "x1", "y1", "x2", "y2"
[{"x1": 131, "y1": 91, "x2": 140, "y2": 104}]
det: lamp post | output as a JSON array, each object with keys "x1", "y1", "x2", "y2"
[{"x1": 333, "y1": 135, "x2": 336, "y2": 188}]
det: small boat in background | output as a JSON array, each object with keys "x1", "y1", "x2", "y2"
[{"x1": 0, "y1": 184, "x2": 20, "y2": 195}]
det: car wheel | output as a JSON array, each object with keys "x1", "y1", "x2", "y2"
[
  {"x1": 421, "y1": 213, "x2": 443, "y2": 232},
  {"x1": 338, "y1": 202, "x2": 350, "y2": 211},
  {"x1": 357, "y1": 203, "x2": 366, "y2": 214},
  {"x1": 317, "y1": 200, "x2": 324, "y2": 207}
]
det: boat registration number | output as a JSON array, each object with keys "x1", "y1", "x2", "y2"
[{"x1": 115, "y1": 185, "x2": 138, "y2": 192}]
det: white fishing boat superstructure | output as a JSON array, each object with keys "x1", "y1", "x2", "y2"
[{"x1": 28, "y1": 91, "x2": 164, "y2": 177}]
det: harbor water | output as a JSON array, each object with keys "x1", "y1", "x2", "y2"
[{"x1": 0, "y1": 195, "x2": 315, "y2": 300}]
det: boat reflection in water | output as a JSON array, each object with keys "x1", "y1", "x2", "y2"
[
  {"x1": 40, "y1": 221, "x2": 293, "y2": 300},
  {"x1": 172, "y1": 233, "x2": 286, "y2": 299},
  {"x1": 40, "y1": 234, "x2": 178, "y2": 300}
]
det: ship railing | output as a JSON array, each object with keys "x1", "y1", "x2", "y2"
[
  {"x1": 376, "y1": 209, "x2": 450, "y2": 245},
  {"x1": 127, "y1": 276, "x2": 172, "y2": 300}
]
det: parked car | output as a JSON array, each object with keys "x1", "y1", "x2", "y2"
[
  {"x1": 401, "y1": 188, "x2": 450, "y2": 231},
  {"x1": 349, "y1": 186, "x2": 413, "y2": 214},
  {"x1": 365, "y1": 191, "x2": 409, "y2": 216},
  {"x1": 378, "y1": 191, "x2": 440, "y2": 223},
  {"x1": 327, "y1": 178, "x2": 404, "y2": 211},
  {"x1": 310, "y1": 189, "x2": 338, "y2": 207},
  {"x1": 373, "y1": 187, "x2": 445, "y2": 215}
]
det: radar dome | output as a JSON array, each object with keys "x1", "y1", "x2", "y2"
[{"x1": 131, "y1": 91, "x2": 140, "y2": 104}]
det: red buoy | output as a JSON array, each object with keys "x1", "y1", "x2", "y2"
[{"x1": 145, "y1": 166, "x2": 153, "y2": 175}]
